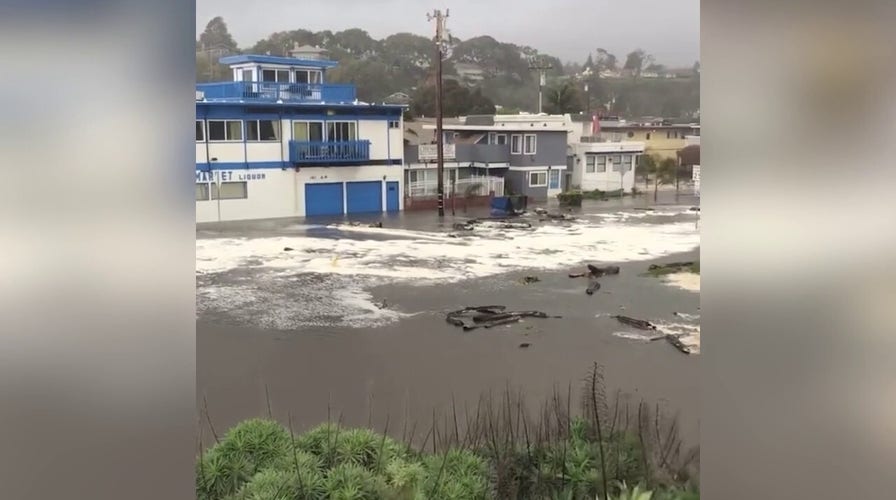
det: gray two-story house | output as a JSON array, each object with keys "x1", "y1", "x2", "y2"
[{"x1": 403, "y1": 114, "x2": 570, "y2": 206}]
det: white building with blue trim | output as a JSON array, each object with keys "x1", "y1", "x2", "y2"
[{"x1": 195, "y1": 50, "x2": 405, "y2": 223}]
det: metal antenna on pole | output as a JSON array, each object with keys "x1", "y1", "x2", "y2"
[
  {"x1": 427, "y1": 8, "x2": 449, "y2": 217},
  {"x1": 528, "y1": 56, "x2": 553, "y2": 114}
]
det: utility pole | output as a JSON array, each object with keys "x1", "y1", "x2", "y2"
[
  {"x1": 529, "y1": 56, "x2": 553, "y2": 114},
  {"x1": 427, "y1": 8, "x2": 449, "y2": 217}
]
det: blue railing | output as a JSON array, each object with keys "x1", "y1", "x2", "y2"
[
  {"x1": 197, "y1": 81, "x2": 356, "y2": 103},
  {"x1": 289, "y1": 140, "x2": 371, "y2": 164}
]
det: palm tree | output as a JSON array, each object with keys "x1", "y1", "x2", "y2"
[{"x1": 544, "y1": 81, "x2": 582, "y2": 114}]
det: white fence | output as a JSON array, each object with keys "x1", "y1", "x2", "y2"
[{"x1": 406, "y1": 176, "x2": 503, "y2": 199}]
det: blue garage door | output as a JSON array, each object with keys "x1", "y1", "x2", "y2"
[
  {"x1": 346, "y1": 181, "x2": 383, "y2": 214},
  {"x1": 305, "y1": 182, "x2": 344, "y2": 216},
  {"x1": 386, "y1": 182, "x2": 400, "y2": 212}
]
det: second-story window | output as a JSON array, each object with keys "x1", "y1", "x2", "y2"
[
  {"x1": 523, "y1": 134, "x2": 537, "y2": 154},
  {"x1": 388, "y1": 121, "x2": 400, "y2": 129},
  {"x1": 247, "y1": 120, "x2": 281, "y2": 141},
  {"x1": 327, "y1": 121, "x2": 357, "y2": 142},
  {"x1": 510, "y1": 134, "x2": 522, "y2": 154},
  {"x1": 208, "y1": 120, "x2": 243, "y2": 142},
  {"x1": 261, "y1": 69, "x2": 290, "y2": 82},
  {"x1": 196, "y1": 120, "x2": 204, "y2": 142}
]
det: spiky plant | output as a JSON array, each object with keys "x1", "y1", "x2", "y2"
[
  {"x1": 196, "y1": 447, "x2": 254, "y2": 500},
  {"x1": 384, "y1": 458, "x2": 427, "y2": 499},
  {"x1": 324, "y1": 462, "x2": 387, "y2": 500},
  {"x1": 423, "y1": 449, "x2": 489, "y2": 500},
  {"x1": 614, "y1": 482, "x2": 654, "y2": 500}
]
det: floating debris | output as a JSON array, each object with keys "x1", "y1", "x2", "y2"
[
  {"x1": 587, "y1": 264, "x2": 621, "y2": 277},
  {"x1": 446, "y1": 305, "x2": 560, "y2": 331},
  {"x1": 283, "y1": 247, "x2": 295, "y2": 251},
  {"x1": 520, "y1": 275, "x2": 541, "y2": 285},
  {"x1": 613, "y1": 315, "x2": 657, "y2": 330},
  {"x1": 568, "y1": 272, "x2": 586, "y2": 278},
  {"x1": 586, "y1": 280, "x2": 602, "y2": 295},
  {"x1": 518, "y1": 343, "x2": 531, "y2": 348}
]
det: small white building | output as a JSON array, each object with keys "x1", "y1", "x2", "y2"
[{"x1": 563, "y1": 114, "x2": 645, "y2": 192}]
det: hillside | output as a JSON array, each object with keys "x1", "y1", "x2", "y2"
[{"x1": 197, "y1": 17, "x2": 699, "y2": 119}]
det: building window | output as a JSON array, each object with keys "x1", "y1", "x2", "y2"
[
  {"x1": 294, "y1": 70, "x2": 322, "y2": 84},
  {"x1": 327, "y1": 121, "x2": 357, "y2": 142},
  {"x1": 529, "y1": 171, "x2": 548, "y2": 187},
  {"x1": 495, "y1": 134, "x2": 507, "y2": 145},
  {"x1": 241, "y1": 69, "x2": 253, "y2": 81},
  {"x1": 523, "y1": 134, "x2": 537, "y2": 154},
  {"x1": 388, "y1": 120, "x2": 400, "y2": 129},
  {"x1": 247, "y1": 120, "x2": 281, "y2": 141},
  {"x1": 195, "y1": 120, "x2": 204, "y2": 142},
  {"x1": 211, "y1": 182, "x2": 248, "y2": 200},
  {"x1": 622, "y1": 154, "x2": 632, "y2": 165},
  {"x1": 196, "y1": 183, "x2": 210, "y2": 201},
  {"x1": 596, "y1": 155, "x2": 607, "y2": 172},
  {"x1": 208, "y1": 120, "x2": 243, "y2": 142},
  {"x1": 627, "y1": 131, "x2": 634, "y2": 138},
  {"x1": 488, "y1": 132, "x2": 496, "y2": 144},
  {"x1": 666, "y1": 131, "x2": 671, "y2": 139},
  {"x1": 585, "y1": 154, "x2": 596, "y2": 173},
  {"x1": 510, "y1": 134, "x2": 522, "y2": 154},
  {"x1": 646, "y1": 132, "x2": 651, "y2": 140},
  {"x1": 293, "y1": 121, "x2": 324, "y2": 142},
  {"x1": 262, "y1": 69, "x2": 290, "y2": 82}
]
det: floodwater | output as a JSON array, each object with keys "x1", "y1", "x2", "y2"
[{"x1": 197, "y1": 193, "x2": 701, "y2": 447}]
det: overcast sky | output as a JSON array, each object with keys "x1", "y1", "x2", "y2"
[{"x1": 198, "y1": 0, "x2": 699, "y2": 67}]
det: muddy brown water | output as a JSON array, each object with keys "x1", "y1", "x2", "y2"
[{"x1": 197, "y1": 252, "x2": 700, "y2": 450}]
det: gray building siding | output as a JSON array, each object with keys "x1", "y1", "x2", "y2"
[
  {"x1": 505, "y1": 170, "x2": 549, "y2": 200},
  {"x1": 508, "y1": 131, "x2": 567, "y2": 168}
]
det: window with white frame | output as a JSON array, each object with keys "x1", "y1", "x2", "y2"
[
  {"x1": 488, "y1": 132, "x2": 497, "y2": 144},
  {"x1": 208, "y1": 120, "x2": 243, "y2": 142},
  {"x1": 211, "y1": 182, "x2": 248, "y2": 200},
  {"x1": 523, "y1": 134, "x2": 537, "y2": 154},
  {"x1": 195, "y1": 120, "x2": 204, "y2": 142},
  {"x1": 510, "y1": 134, "x2": 522, "y2": 154},
  {"x1": 293, "y1": 121, "x2": 324, "y2": 142},
  {"x1": 327, "y1": 121, "x2": 357, "y2": 142},
  {"x1": 388, "y1": 120, "x2": 400, "y2": 129},
  {"x1": 529, "y1": 171, "x2": 548, "y2": 187},
  {"x1": 261, "y1": 69, "x2": 290, "y2": 82},
  {"x1": 294, "y1": 69, "x2": 322, "y2": 84},
  {"x1": 595, "y1": 155, "x2": 607, "y2": 172},
  {"x1": 246, "y1": 120, "x2": 281, "y2": 141},
  {"x1": 585, "y1": 154, "x2": 596, "y2": 173},
  {"x1": 241, "y1": 69, "x2": 253, "y2": 81},
  {"x1": 496, "y1": 134, "x2": 507, "y2": 145}
]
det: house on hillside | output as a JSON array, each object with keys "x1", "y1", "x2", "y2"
[{"x1": 195, "y1": 52, "x2": 405, "y2": 223}]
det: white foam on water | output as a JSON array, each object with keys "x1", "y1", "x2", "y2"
[
  {"x1": 612, "y1": 331, "x2": 662, "y2": 342},
  {"x1": 197, "y1": 215, "x2": 699, "y2": 330},
  {"x1": 663, "y1": 272, "x2": 700, "y2": 293},
  {"x1": 673, "y1": 312, "x2": 700, "y2": 321},
  {"x1": 654, "y1": 320, "x2": 701, "y2": 354}
]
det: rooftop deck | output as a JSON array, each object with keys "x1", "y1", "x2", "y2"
[{"x1": 196, "y1": 81, "x2": 356, "y2": 103}]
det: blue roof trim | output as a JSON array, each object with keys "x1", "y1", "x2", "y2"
[{"x1": 219, "y1": 55, "x2": 338, "y2": 69}]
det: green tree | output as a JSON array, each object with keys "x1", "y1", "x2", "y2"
[
  {"x1": 595, "y1": 48, "x2": 618, "y2": 72},
  {"x1": 584, "y1": 53, "x2": 595, "y2": 70},
  {"x1": 198, "y1": 16, "x2": 238, "y2": 52},
  {"x1": 544, "y1": 80, "x2": 583, "y2": 114},
  {"x1": 624, "y1": 49, "x2": 653, "y2": 78}
]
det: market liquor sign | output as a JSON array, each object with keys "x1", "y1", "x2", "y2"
[{"x1": 195, "y1": 170, "x2": 267, "y2": 183}]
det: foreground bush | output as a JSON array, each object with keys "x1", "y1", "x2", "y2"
[{"x1": 197, "y1": 366, "x2": 699, "y2": 499}]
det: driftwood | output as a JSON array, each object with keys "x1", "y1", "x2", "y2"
[
  {"x1": 568, "y1": 272, "x2": 586, "y2": 278},
  {"x1": 587, "y1": 264, "x2": 621, "y2": 277},
  {"x1": 648, "y1": 261, "x2": 695, "y2": 271},
  {"x1": 613, "y1": 315, "x2": 657, "y2": 330},
  {"x1": 446, "y1": 306, "x2": 557, "y2": 331},
  {"x1": 586, "y1": 280, "x2": 602, "y2": 295},
  {"x1": 665, "y1": 334, "x2": 691, "y2": 355}
]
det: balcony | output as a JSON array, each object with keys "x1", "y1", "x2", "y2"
[
  {"x1": 289, "y1": 140, "x2": 371, "y2": 165},
  {"x1": 404, "y1": 143, "x2": 510, "y2": 165},
  {"x1": 197, "y1": 81, "x2": 356, "y2": 103}
]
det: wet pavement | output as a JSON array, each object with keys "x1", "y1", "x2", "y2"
[{"x1": 197, "y1": 193, "x2": 701, "y2": 447}]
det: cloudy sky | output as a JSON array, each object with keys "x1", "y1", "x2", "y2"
[{"x1": 197, "y1": 0, "x2": 699, "y2": 67}]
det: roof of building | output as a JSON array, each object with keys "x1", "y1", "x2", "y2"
[{"x1": 219, "y1": 54, "x2": 338, "y2": 69}]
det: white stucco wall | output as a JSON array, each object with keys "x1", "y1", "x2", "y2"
[{"x1": 196, "y1": 165, "x2": 404, "y2": 223}]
